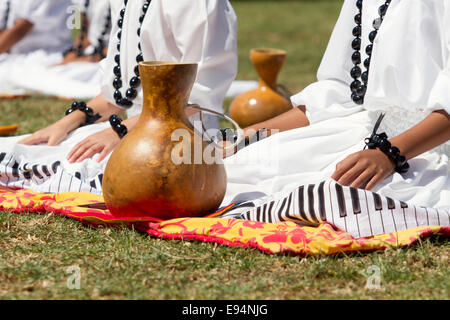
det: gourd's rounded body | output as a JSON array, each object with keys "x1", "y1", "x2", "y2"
[
  {"x1": 229, "y1": 48, "x2": 292, "y2": 128},
  {"x1": 229, "y1": 86, "x2": 292, "y2": 128},
  {"x1": 102, "y1": 62, "x2": 227, "y2": 219}
]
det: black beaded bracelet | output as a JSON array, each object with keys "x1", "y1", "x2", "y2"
[
  {"x1": 109, "y1": 115, "x2": 128, "y2": 139},
  {"x1": 65, "y1": 101, "x2": 101, "y2": 127},
  {"x1": 365, "y1": 114, "x2": 409, "y2": 174}
]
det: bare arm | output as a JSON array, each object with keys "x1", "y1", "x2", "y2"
[
  {"x1": 243, "y1": 105, "x2": 310, "y2": 136},
  {"x1": 221, "y1": 105, "x2": 310, "y2": 158},
  {"x1": 0, "y1": 18, "x2": 33, "y2": 53},
  {"x1": 389, "y1": 110, "x2": 450, "y2": 160},
  {"x1": 18, "y1": 94, "x2": 123, "y2": 146},
  {"x1": 66, "y1": 113, "x2": 140, "y2": 163},
  {"x1": 332, "y1": 110, "x2": 450, "y2": 190}
]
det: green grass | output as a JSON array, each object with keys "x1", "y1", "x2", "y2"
[
  {"x1": 0, "y1": 97, "x2": 69, "y2": 134},
  {"x1": 1, "y1": 212, "x2": 448, "y2": 300},
  {"x1": 0, "y1": 1, "x2": 449, "y2": 300},
  {"x1": 233, "y1": 0, "x2": 341, "y2": 93}
]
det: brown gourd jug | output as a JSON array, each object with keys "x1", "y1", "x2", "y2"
[
  {"x1": 102, "y1": 61, "x2": 228, "y2": 220},
  {"x1": 229, "y1": 48, "x2": 292, "y2": 128}
]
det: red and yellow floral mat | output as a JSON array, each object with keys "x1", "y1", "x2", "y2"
[{"x1": 0, "y1": 187, "x2": 448, "y2": 256}]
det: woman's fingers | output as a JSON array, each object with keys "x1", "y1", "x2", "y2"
[
  {"x1": 331, "y1": 154, "x2": 358, "y2": 181},
  {"x1": 66, "y1": 143, "x2": 83, "y2": 161},
  {"x1": 75, "y1": 145, "x2": 103, "y2": 163},
  {"x1": 336, "y1": 163, "x2": 365, "y2": 186},
  {"x1": 97, "y1": 145, "x2": 113, "y2": 163},
  {"x1": 66, "y1": 129, "x2": 121, "y2": 163},
  {"x1": 349, "y1": 168, "x2": 376, "y2": 189},
  {"x1": 332, "y1": 149, "x2": 395, "y2": 190},
  {"x1": 365, "y1": 171, "x2": 387, "y2": 191},
  {"x1": 18, "y1": 133, "x2": 48, "y2": 145},
  {"x1": 67, "y1": 140, "x2": 96, "y2": 163}
]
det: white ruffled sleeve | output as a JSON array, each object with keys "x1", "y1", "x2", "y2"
[
  {"x1": 86, "y1": 0, "x2": 111, "y2": 49},
  {"x1": 290, "y1": 0, "x2": 363, "y2": 124},
  {"x1": 158, "y1": 0, "x2": 237, "y2": 113},
  {"x1": 8, "y1": 0, "x2": 71, "y2": 54},
  {"x1": 18, "y1": 0, "x2": 59, "y2": 25},
  {"x1": 0, "y1": 1, "x2": 8, "y2": 29},
  {"x1": 101, "y1": 0, "x2": 237, "y2": 116},
  {"x1": 427, "y1": 61, "x2": 450, "y2": 116},
  {"x1": 426, "y1": 4, "x2": 450, "y2": 116}
]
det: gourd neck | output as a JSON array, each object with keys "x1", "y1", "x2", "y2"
[
  {"x1": 251, "y1": 48, "x2": 286, "y2": 92},
  {"x1": 139, "y1": 62, "x2": 198, "y2": 124},
  {"x1": 258, "y1": 78, "x2": 278, "y2": 91}
]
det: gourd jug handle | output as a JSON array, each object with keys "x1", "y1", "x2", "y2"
[{"x1": 187, "y1": 103, "x2": 244, "y2": 151}]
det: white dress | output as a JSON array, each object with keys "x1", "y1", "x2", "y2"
[
  {"x1": 100, "y1": 0, "x2": 237, "y2": 121},
  {"x1": 0, "y1": 0, "x2": 72, "y2": 95},
  {"x1": 0, "y1": 1, "x2": 10, "y2": 30},
  {"x1": 0, "y1": 0, "x2": 238, "y2": 194},
  {"x1": 8, "y1": 0, "x2": 111, "y2": 99},
  {"x1": 220, "y1": 0, "x2": 450, "y2": 237}
]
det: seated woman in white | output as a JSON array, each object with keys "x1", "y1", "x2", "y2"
[
  {"x1": 9, "y1": 0, "x2": 112, "y2": 99},
  {"x1": 0, "y1": 0, "x2": 72, "y2": 95},
  {"x1": 220, "y1": 0, "x2": 450, "y2": 238},
  {"x1": 60, "y1": 0, "x2": 111, "y2": 65},
  {"x1": 0, "y1": 0, "x2": 237, "y2": 194}
]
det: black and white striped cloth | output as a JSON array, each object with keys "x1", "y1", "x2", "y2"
[
  {"x1": 219, "y1": 179, "x2": 450, "y2": 238},
  {"x1": 0, "y1": 151, "x2": 103, "y2": 194}
]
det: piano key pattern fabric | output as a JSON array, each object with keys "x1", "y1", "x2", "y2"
[
  {"x1": 0, "y1": 187, "x2": 448, "y2": 256},
  {"x1": 220, "y1": 179, "x2": 450, "y2": 238}
]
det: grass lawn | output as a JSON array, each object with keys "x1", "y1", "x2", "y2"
[{"x1": 0, "y1": 0, "x2": 449, "y2": 300}]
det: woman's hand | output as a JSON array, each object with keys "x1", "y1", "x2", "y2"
[
  {"x1": 18, "y1": 111, "x2": 86, "y2": 146},
  {"x1": 331, "y1": 149, "x2": 395, "y2": 190},
  {"x1": 18, "y1": 121, "x2": 71, "y2": 146},
  {"x1": 67, "y1": 127, "x2": 120, "y2": 163}
]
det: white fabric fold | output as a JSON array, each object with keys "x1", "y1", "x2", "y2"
[
  {"x1": 292, "y1": 0, "x2": 450, "y2": 122},
  {"x1": 100, "y1": 0, "x2": 238, "y2": 120},
  {"x1": 7, "y1": 0, "x2": 111, "y2": 99}
]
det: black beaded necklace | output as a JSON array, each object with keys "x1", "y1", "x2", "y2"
[
  {"x1": 112, "y1": 0, "x2": 151, "y2": 108},
  {"x1": 2, "y1": 0, "x2": 10, "y2": 30},
  {"x1": 350, "y1": 0, "x2": 392, "y2": 105},
  {"x1": 92, "y1": 6, "x2": 111, "y2": 60}
]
